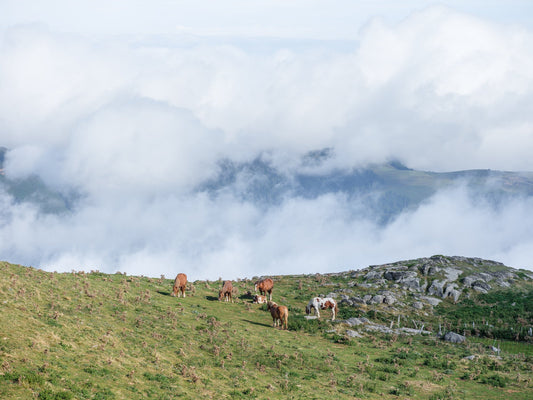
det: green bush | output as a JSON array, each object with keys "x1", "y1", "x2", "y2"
[
  {"x1": 38, "y1": 390, "x2": 73, "y2": 400},
  {"x1": 480, "y1": 374, "x2": 509, "y2": 388}
]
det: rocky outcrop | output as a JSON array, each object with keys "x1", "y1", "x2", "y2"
[
  {"x1": 335, "y1": 255, "x2": 531, "y2": 340},
  {"x1": 336, "y1": 255, "x2": 529, "y2": 319}
]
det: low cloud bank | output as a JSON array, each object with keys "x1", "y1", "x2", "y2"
[
  {"x1": 1, "y1": 6, "x2": 533, "y2": 278},
  {"x1": 1, "y1": 184, "x2": 532, "y2": 280}
]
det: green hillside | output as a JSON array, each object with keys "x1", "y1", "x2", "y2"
[{"x1": 0, "y1": 260, "x2": 532, "y2": 399}]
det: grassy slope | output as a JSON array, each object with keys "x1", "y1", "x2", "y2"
[{"x1": 0, "y1": 261, "x2": 532, "y2": 399}]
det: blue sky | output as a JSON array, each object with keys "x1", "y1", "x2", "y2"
[
  {"x1": 1, "y1": 1, "x2": 533, "y2": 278},
  {"x1": 2, "y1": 1, "x2": 532, "y2": 39}
]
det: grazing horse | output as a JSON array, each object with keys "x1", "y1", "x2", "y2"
[
  {"x1": 218, "y1": 280, "x2": 234, "y2": 302},
  {"x1": 305, "y1": 297, "x2": 338, "y2": 321},
  {"x1": 254, "y1": 278, "x2": 274, "y2": 301},
  {"x1": 171, "y1": 273, "x2": 187, "y2": 297},
  {"x1": 253, "y1": 294, "x2": 267, "y2": 304},
  {"x1": 267, "y1": 301, "x2": 288, "y2": 330}
]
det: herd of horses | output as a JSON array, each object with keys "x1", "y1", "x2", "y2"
[{"x1": 171, "y1": 273, "x2": 338, "y2": 329}]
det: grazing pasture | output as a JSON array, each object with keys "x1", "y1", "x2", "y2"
[{"x1": 0, "y1": 261, "x2": 531, "y2": 399}]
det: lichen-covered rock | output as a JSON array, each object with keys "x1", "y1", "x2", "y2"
[
  {"x1": 428, "y1": 280, "x2": 446, "y2": 297},
  {"x1": 472, "y1": 281, "x2": 491, "y2": 293},
  {"x1": 412, "y1": 301, "x2": 424, "y2": 310},
  {"x1": 420, "y1": 296, "x2": 442, "y2": 306},
  {"x1": 365, "y1": 269, "x2": 383, "y2": 281},
  {"x1": 369, "y1": 295, "x2": 385, "y2": 304},
  {"x1": 443, "y1": 331, "x2": 466, "y2": 343}
]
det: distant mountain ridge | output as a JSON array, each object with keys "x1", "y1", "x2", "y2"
[
  {"x1": 201, "y1": 153, "x2": 533, "y2": 223},
  {"x1": 2, "y1": 146, "x2": 533, "y2": 221}
]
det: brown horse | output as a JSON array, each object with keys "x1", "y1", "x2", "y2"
[
  {"x1": 171, "y1": 273, "x2": 187, "y2": 297},
  {"x1": 218, "y1": 280, "x2": 233, "y2": 302},
  {"x1": 254, "y1": 278, "x2": 273, "y2": 301},
  {"x1": 267, "y1": 301, "x2": 288, "y2": 330}
]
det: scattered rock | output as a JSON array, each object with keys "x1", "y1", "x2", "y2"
[
  {"x1": 428, "y1": 280, "x2": 446, "y2": 297},
  {"x1": 472, "y1": 281, "x2": 491, "y2": 293},
  {"x1": 344, "y1": 317, "x2": 368, "y2": 326},
  {"x1": 369, "y1": 295, "x2": 385, "y2": 304},
  {"x1": 420, "y1": 296, "x2": 442, "y2": 306},
  {"x1": 443, "y1": 331, "x2": 466, "y2": 343},
  {"x1": 412, "y1": 301, "x2": 423, "y2": 310},
  {"x1": 346, "y1": 330, "x2": 363, "y2": 338}
]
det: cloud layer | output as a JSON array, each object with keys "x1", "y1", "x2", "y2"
[{"x1": 1, "y1": 5, "x2": 533, "y2": 278}]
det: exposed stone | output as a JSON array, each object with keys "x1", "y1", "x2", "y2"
[
  {"x1": 345, "y1": 317, "x2": 367, "y2": 326},
  {"x1": 412, "y1": 301, "x2": 423, "y2": 310},
  {"x1": 384, "y1": 269, "x2": 413, "y2": 281},
  {"x1": 351, "y1": 297, "x2": 367, "y2": 305},
  {"x1": 420, "y1": 296, "x2": 442, "y2": 306},
  {"x1": 365, "y1": 269, "x2": 383, "y2": 281},
  {"x1": 346, "y1": 330, "x2": 363, "y2": 338},
  {"x1": 339, "y1": 298, "x2": 353, "y2": 306},
  {"x1": 428, "y1": 280, "x2": 446, "y2": 297},
  {"x1": 472, "y1": 281, "x2": 491, "y2": 293},
  {"x1": 443, "y1": 331, "x2": 466, "y2": 343},
  {"x1": 369, "y1": 295, "x2": 385, "y2": 304},
  {"x1": 443, "y1": 267, "x2": 462, "y2": 282}
]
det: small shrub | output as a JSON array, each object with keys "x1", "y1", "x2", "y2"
[
  {"x1": 480, "y1": 373, "x2": 509, "y2": 388},
  {"x1": 38, "y1": 390, "x2": 73, "y2": 400}
]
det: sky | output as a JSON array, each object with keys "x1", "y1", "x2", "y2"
[{"x1": 1, "y1": 1, "x2": 533, "y2": 279}]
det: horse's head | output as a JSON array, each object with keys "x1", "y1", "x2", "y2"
[{"x1": 305, "y1": 304, "x2": 311, "y2": 315}]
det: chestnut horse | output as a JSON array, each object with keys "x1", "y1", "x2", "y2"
[
  {"x1": 219, "y1": 280, "x2": 234, "y2": 302},
  {"x1": 267, "y1": 301, "x2": 288, "y2": 330},
  {"x1": 254, "y1": 278, "x2": 273, "y2": 301},
  {"x1": 171, "y1": 273, "x2": 187, "y2": 297}
]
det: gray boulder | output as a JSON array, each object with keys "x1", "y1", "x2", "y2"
[
  {"x1": 351, "y1": 296, "x2": 367, "y2": 305},
  {"x1": 443, "y1": 331, "x2": 466, "y2": 343},
  {"x1": 472, "y1": 281, "x2": 491, "y2": 293},
  {"x1": 383, "y1": 294, "x2": 397, "y2": 305},
  {"x1": 369, "y1": 295, "x2": 385, "y2": 304},
  {"x1": 443, "y1": 267, "x2": 462, "y2": 282},
  {"x1": 428, "y1": 280, "x2": 446, "y2": 297},
  {"x1": 384, "y1": 269, "x2": 414, "y2": 281},
  {"x1": 339, "y1": 298, "x2": 353, "y2": 306},
  {"x1": 420, "y1": 296, "x2": 442, "y2": 306},
  {"x1": 365, "y1": 269, "x2": 383, "y2": 281}
]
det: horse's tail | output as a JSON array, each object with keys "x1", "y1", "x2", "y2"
[{"x1": 334, "y1": 302, "x2": 339, "y2": 320}]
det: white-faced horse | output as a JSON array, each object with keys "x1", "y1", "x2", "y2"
[{"x1": 305, "y1": 297, "x2": 338, "y2": 321}]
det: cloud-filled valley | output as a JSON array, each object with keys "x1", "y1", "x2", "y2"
[{"x1": 1, "y1": 4, "x2": 533, "y2": 279}]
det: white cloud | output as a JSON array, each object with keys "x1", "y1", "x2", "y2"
[
  {"x1": 1, "y1": 5, "x2": 533, "y2": 277},
  {"x1": 2, "y1": 183, "x2": 533, "y2": 280}
]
